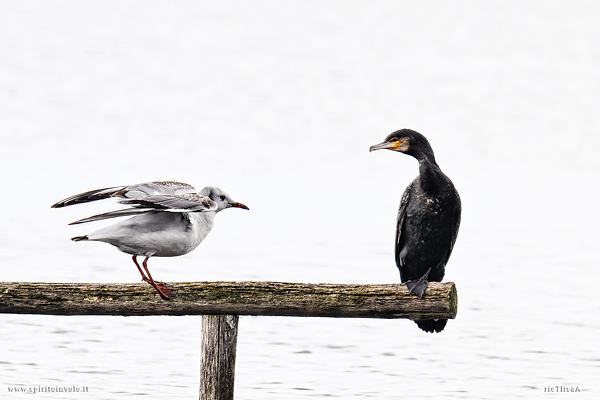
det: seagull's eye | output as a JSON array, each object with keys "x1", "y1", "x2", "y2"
[{"x1": 219, "y1": 195, "x2": 226, "y2": 201}]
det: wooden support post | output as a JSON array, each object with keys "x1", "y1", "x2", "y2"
[{"x1": 200, "y1": 315, "x2": 239, "y2": 400}]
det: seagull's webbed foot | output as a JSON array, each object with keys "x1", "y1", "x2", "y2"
[
  {"x1": 132, "y1": 255, "x2": 174, "y2": 300},
  {"x1": 150, "y1": 281, "x2": 174, "y2": 300},
  {"x1": 405, "y1": 267, "x2": 432, "y2": 299}
]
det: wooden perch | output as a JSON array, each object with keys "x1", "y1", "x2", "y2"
[
  {"x1": 1, "y1": 280, "x2": 459, "y2": 399},
  {"x1": 0, "y1": 281, "x2": 457, "y2": 320}
]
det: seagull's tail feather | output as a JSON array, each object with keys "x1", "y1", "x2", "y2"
[
  {"x1": 68, "y1": 208, "x2": 156, "y2": 225},
  {"x1": 71, "y1": 235, "x2": 89, "y2": 242},
  {"x1": 51, "y1": 186, "x2": 127, "y2": 208}
]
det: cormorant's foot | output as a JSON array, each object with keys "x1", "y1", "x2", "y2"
[
  {"x1": 405, "y1": 278, "x2": 429, "y2": 299},
  {"x1": 149, "y1": 281, "x2": 173, "y2": 300}
]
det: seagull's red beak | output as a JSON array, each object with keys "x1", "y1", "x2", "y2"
[{"x1": 229, "y1": 202, "x2": 249, "y2": 210}]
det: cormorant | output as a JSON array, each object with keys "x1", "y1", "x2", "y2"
[{"x1": 370, "y1": 129, "x2": 461, "y2": 333}]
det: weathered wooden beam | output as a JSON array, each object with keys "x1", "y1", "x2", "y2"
[
  {"x1": 200, "y1": 315, "x2": 239, "y2": 400},
  {"x1": 0, "y1": 281, "x2": 457, "y2": 320}
]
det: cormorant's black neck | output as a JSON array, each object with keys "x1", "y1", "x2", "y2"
[{"x1": 414, "y1": 148, "x2": 445, "y2": 193}]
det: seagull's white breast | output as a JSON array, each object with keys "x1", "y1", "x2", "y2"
[{"x1": 86, "y1": 211, "x2": 216, "y2": 257}]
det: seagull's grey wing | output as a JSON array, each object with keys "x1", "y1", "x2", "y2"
[
  {"x1": 68, "y1": 194, "x2": 216, "y2": 225},
  {"x1": 119, "y1": 194, "x2": 218, "y2": 212},
  {"x1": 68, "y1": 208, "x2": 159, "y2": 225},
  {"x1": 51, "y1": 185, "x2": 128, "y2": 208},
  {"x1": 121, "y1": 181, "x2": 197, "y2": 199},
  {"x1": 51, "y1": 181, "x2": 196, "y2": 208}
]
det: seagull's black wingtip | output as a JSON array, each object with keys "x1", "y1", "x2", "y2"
[{"x1": 71, "y1": 235, "x2": 89, "y2": 242}]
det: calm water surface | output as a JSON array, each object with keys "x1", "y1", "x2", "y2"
[{"x1": 1, "y1": 1, "x2": 599, "y2": 399}]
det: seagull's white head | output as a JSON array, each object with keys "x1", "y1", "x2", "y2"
[{"x1": 199, "y1": 186, "x2": 249, "y2": 213}]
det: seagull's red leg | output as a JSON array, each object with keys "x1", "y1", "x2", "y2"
[
  {"x1": 141, "y1": 256, "x2": 173, "y2": 300},
  {"x1": 132, "y1": 255, "x2": 152, "y2": 283}
]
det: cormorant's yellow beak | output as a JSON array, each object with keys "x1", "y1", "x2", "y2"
[{"x1": 369, "y1": 140, "x2": 402, "y2": 152}]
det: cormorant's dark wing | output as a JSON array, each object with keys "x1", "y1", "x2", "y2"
[
  {"x1": 444, "y1": 187, "x2": 462, "y2": 264},
  {"x1": 395, "y1": 181, "x2": 414, "y2": 282}
]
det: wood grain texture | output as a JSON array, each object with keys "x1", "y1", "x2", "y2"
[
  {"x1": 0, "y1": 281, "x2": 457, "y2": 320},
  {"x1": 200, "y1": 315, "x2": 239, "y2": 400}
]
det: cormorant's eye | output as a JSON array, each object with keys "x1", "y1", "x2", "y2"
[{"x1": 388, "y1": 137, "x2": 399, "y2": 142}]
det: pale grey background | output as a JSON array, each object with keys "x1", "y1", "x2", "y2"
[{"x1": 1, "y1": 1, "x2": 599, "y2": 398}]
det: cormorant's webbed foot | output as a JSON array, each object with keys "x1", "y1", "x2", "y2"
[{"x1": 405, "y1": 268, "x2": 432, "y2": 299}]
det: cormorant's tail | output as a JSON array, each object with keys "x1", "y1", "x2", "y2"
[
  {"x1": 71, "y1": 235, "x2": 89, "y2": 242},
  {"x1": 415, "y1": 319, "x2": 447, "y2": 333}
]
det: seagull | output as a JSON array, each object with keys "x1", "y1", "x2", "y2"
[
  {"x1": 51, "y1": 181, "x2": 249, "y2": 299},
  {"x1": 370, "y1": 129, "x2": 461, "y2": 333}
]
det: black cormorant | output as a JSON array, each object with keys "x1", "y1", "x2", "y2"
[{"x1": 370, "y1": 129, "x2": 461, "y2": 333}]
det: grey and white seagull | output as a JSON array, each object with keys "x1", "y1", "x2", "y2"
[{"x1": 51, "y1": 181, "x2": 249, "y2": 299}]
